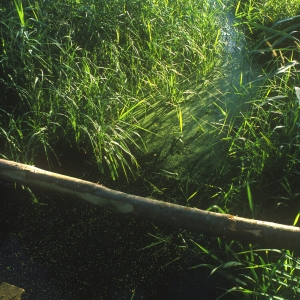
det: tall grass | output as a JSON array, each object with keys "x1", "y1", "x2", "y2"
[
  {"x1": 216, "y1": 2, "x2": 300, "y2": 218},
  {"x1": 204, "y1": 2, "x2": 300, "y2": 298},
  {"x1": 190, "y1": 239, "x2": 300, "y2": 299},
  {"x1": 235, "y1": 0, "x2": 300, "y2": 66},
  {"x1": 0, "y1": 0, "x2": 224, "y2": 179},
  {"x1": 235, "y1": 0, "x2": 300, "y2": 27}
]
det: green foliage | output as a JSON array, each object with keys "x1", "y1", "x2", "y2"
[
  {"x1": 214, "y1": 1, "x2": 300, "y2": 217},
  {"x1": 199, "y1": 2, "x2": 300, "y2": 298},
  {"x1": 3, "y1": 0, "x2": 300, "y2": 298},
  {"x1": 235, "y1": 0, "x2": 300, "y2": 27},
  {"x1": 235, "y1": 0, "x2": 300, "y2": 67},
  {"x1": 0, "y1": 0, "x2": 224, "y2": 179},
  {"x1": 191, "y1": 240, "x2": 300, "y2": 299}
]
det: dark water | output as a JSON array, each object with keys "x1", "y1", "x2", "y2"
[
  {"x1": 0, "y1": 176, "x2": 235, "y2": 300},
  {"x1": 0, "y1": 234, "x2": 232, "y2": 300},
  {"x1": 0, "y1": 235, "x2": 74, "y2": 300}
]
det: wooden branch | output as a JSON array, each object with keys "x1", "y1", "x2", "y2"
[
  {"x1": 0, "y1": 158, "x2": 300, "y2": 252},
  {"x1": 0, "y1": 282, "x2": 25, "y2": 300}
]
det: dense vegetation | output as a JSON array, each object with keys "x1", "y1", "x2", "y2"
[
  {"x1": 0, "y1": 0, "x2": 223, "y2": 179},
  {"x1": 1, "y1": 0, "x2": 300, "y2": 299},
  {"x1": 200, "y1": 1, "x2": 300, "y2": 298}
]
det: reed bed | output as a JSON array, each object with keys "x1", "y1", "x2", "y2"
[{"x1": 0, "y1": 0, "x2": 224, "y2": 179}]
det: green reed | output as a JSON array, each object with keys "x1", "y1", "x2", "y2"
[
  {"x1": 191, "y1": 239, "x2": 300, "y2": 299},
  {"x1": 204, "y1": 1, "x2": 300, "y2": 298},
  {"x1": 0, "y1": 0, "x2": 224, "y2": 179}
]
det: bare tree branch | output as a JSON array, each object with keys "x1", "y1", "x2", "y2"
[{"x1": 0, "y1": 158, "x2": 299, "y2": 251}]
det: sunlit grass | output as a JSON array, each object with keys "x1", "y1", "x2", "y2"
[
  {"x1": 3, "y1": 0, "x2": 300, "y2": 298},
  {"x1": 235, "y1": 0, "x2": 300, "y2": 27},
  {"x1": 0, "y1": 0, "x2": 225, "y2": 179},
  {"x1": 203, "y1": 2, "x2": 300, "y2": 297},
  {"x1": 213, "y1": 0, "x2": 300, "y2": 216}
]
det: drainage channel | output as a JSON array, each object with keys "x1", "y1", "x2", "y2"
[{"x1": 0, "y1": 3, "x2": 263, "y2": 300}]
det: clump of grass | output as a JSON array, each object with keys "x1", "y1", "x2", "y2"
[
  {"x1": 224, "y1": 66, "x2": 300, "y2": 207},
  {"x1": 214, "y1": 1, "x2": 300, "y2": 218},
  {"x1": 235, "y1": 0, "x2": 300, "y2": 27},
  {"x1": 235, "y1": 0, "x2": 300, "y2": 67},
  {"x1": 206, "y1": 2, "x2": 300, "y2": 298},
  {"x1": 0, "y1": 0, "x2": 225, "y2": 179},
  {"x1": 190, "y1": 239, "x2": 300, "y2": 299}
]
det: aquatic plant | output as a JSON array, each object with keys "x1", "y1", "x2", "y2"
[
  {"x1": 190, "y1": 239, "x2": 300, "y2": 299},
  {"x1": 203, "y1": 2, "x2": 300, "y2": 298},
  {"x1": 0, "y1": 0, "x2": 224, "y2": 179}
]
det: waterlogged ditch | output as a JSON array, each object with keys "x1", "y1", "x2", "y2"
[
  {"x1": 1, "y1": 0, "x2": 299, "y2": 299},
  {"x1": 0, "y1": 2, "x2": 259, "y2": 300}
]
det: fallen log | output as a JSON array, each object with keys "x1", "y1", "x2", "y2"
[
  {"x1": 0, "y1": 282, "x2": 25, "y2": 300},
  {"x1": 0, "y1": 158, "x2": 299, "y2": 252}
]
